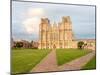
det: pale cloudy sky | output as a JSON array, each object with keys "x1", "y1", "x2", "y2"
[{"x1": 12, "y1": 1, "x2": 96, "y2": 41}]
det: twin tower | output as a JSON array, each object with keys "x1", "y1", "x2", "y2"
[{"x1": 39, "y1": 16, "x2": 77, "y2": 49}]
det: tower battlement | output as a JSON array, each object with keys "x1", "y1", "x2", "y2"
[
  {"x1": 62, "y1": 16, "x2": 71, "y2": 23},
  {"x1": 41, "y1": 18, "x2": 50, "y2": 24}
]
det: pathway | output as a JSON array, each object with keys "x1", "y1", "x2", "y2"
[
  {"x1": 58, "y1": 51, "x2": 95, "y2": 71},
  {"x1": 30, "y1": 49, "x2": 57, "y2": 72}
]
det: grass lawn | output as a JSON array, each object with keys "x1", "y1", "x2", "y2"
[
  {"x1": 12, "y1": 48, "x2": 51, "y2": 74},
  {"x1": 56, "y1": 48, "x2": 92, "y2": 65},
  {"x1": 82, "y1": 56, "x2": 96, "y2": 70}
]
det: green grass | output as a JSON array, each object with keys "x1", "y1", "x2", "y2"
[
  {"x1": 82, "y1": 56, "x2": 96, "y2": 70},
  {"x1": 12, "y1": 48, "x2": 51, "y2": 74},
  {"x1": 56, "y1": 48, "x2": 92, "y2": 65}
]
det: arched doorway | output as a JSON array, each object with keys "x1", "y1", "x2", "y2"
[{"x1": 53, "y1": 44, "x2": 56, "y2": 49}]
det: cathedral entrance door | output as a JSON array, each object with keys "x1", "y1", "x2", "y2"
[{"x1": 53, "y1": 44, "x2": 56, "y2": 50}]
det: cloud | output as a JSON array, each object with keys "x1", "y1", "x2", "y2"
[
  {"x1": 22, "y1": 8, "x2": 46, "y2": 34},
  {"x1": 22, "y1": 17, "x2": 40, "y2": 34},
  {"x1": 27, "y1": 8, "x2": 45, "y2": 17}
]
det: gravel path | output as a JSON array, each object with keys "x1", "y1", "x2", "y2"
[{"x1": 30, "y1": 49, "x2": 57, "y2": 72}]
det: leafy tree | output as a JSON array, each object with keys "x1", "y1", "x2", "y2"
[
  {"x1": 77, "y1": 41, "x2": 84, "y2": 49},
  {"x1": 16, "y1": 42, "x2": 23, "y2": 48},
  {"x1": 30, "y1": 40, "x2": 34, "y2": 48}
]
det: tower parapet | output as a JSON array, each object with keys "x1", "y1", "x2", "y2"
[
  {"x1": 41, "y1": 18, "x2": 50, "y2": 24},
  {"x1": 62, "y1": 16, "x2": 71, "y2": 23}
]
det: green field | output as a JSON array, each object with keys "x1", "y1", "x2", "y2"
[
  {"x1": 12, "y1": 48, "x2": 51, "y2": 74},
  {"x1": 56, "y1": 49, "x2": 92, "y2": 65},
  {"x1": 82, "y1": 56, "x2": 96, "y2": 70},
  {"x1": 12, "y1": 48, "x2": 93, "y2": 74}
]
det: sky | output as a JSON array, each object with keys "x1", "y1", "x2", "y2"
[{"x1": 12, "y1": 1, "x2": 96, "y2": 41}]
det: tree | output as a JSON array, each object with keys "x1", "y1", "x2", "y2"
[
  {"x1": 77, "y1": 41, "x2": 84, "y2": 49},
  {"x1": 16, "y1": 42, "x2": 23, "y2": 48},
  {"x1": 30, "y1": 40, "x2": 34, "y2": 48}
]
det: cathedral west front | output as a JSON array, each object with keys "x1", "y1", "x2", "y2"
[{"x1": 39, "y1": 16, "x2": 77, "y2": 49}]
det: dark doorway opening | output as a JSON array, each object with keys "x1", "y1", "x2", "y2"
[{"x1": 53, "y1": 44, "x2": 56, "y2": 49}]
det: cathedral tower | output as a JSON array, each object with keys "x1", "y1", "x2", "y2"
[
  {"x1": 39, "y1": 16, "x2": 76, "y2": 49},
  {"x1": 39, "y1": 18, "x2": 50, "y2": 49}
]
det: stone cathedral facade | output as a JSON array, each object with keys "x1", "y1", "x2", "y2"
[{"x1": 38, "y1": 16, "x2": 77, "y2": 49}]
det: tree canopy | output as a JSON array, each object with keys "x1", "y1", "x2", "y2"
[{"x1": 77, "y1": 41, "x2": 84, "y2": 49}]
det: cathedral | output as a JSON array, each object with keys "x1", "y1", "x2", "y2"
[{"x1": 38, "y1": 16, "x2": 77, "y2": 49}]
